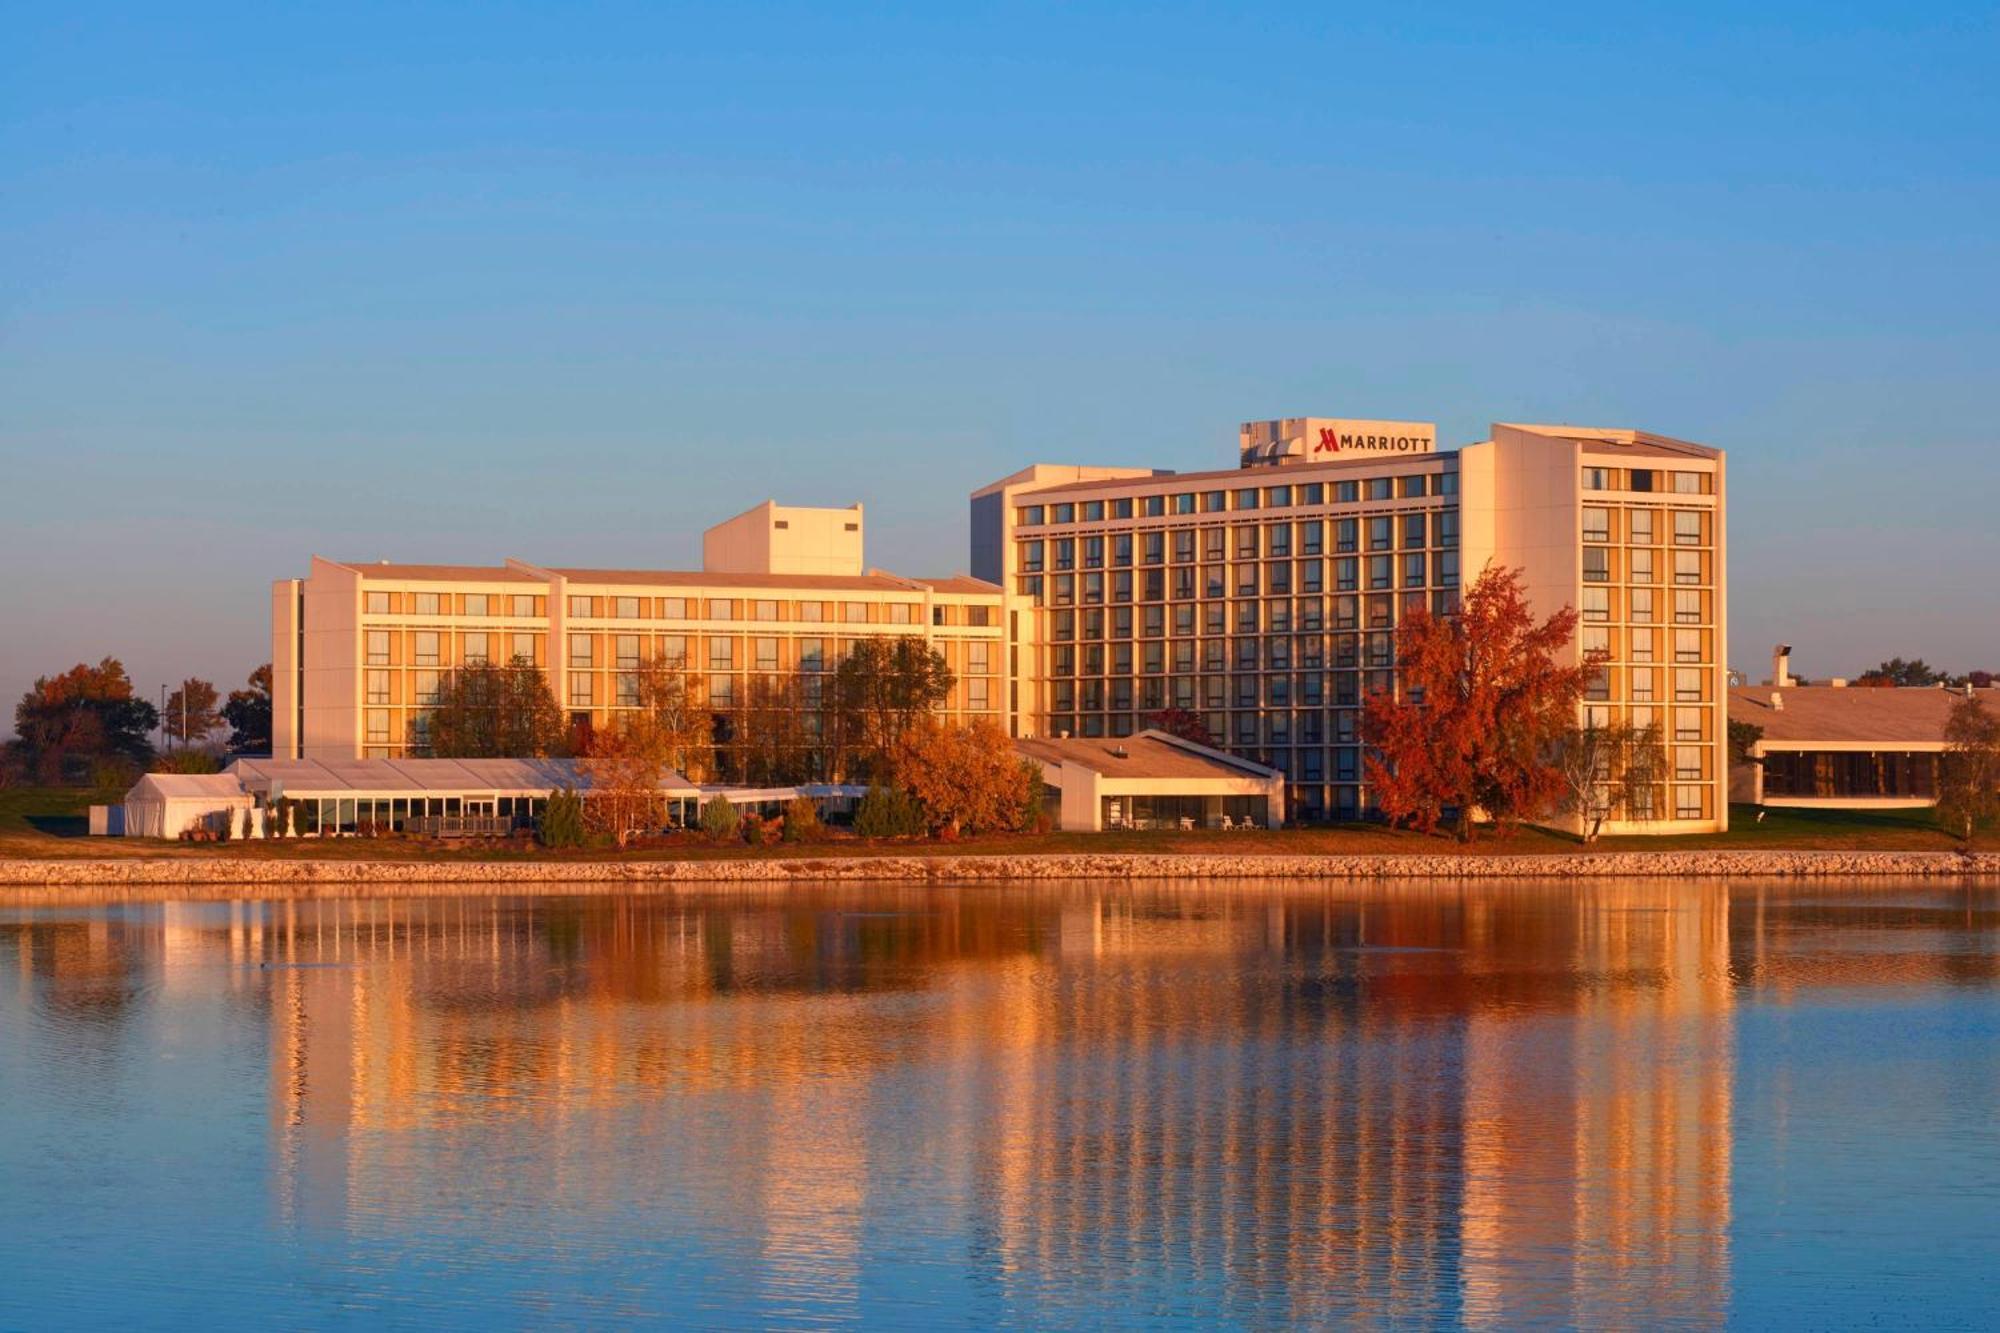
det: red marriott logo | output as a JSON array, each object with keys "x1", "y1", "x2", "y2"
[{"x1": 1315, "y1": 427, "x2": 1341, "y2": 453}]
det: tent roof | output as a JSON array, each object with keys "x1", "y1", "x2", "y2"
[
  {"x1": 227, "y1": 756, "x2": 699, "y2": 796},
  {"x1": 126, "y1": 772, "x2": 251, "y2": 801}
]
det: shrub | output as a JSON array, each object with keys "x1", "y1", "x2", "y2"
[
  {"x1": 781, "y1": 795, "x2": 821, "y2": 843},
  {"x1": 744, "y1": 815, "x2": 766, "y2": 846},
  {"x1": 539, "y1": 786, "x2": 586, "y2": 849},
  {"x1": 853, "y1": 785, "x2": 926, "y2": 838},
  {"x1": 700, "y1": 794, "x2": 740, "y2": 840},
  {"x1": 1018, "y1": 761, "x2": 1049, "y2": 833}
]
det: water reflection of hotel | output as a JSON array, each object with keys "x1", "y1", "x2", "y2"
[{"x1": 13, "y1": 884, "x2": 1990, "y2": 1324}]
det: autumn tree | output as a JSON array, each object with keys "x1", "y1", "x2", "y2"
[
  {"x1": 1554, "y1": 720, "x2": 1667, "y2": 843},
  {"x1": 578, "y1": 719, "x2": 672, "y2": 848},
  {"x1": 733, "y1": 672, "x2": 813, "y2": 785},
  {"x1": 1937, "y1": 693, "x2": 2000, "y2": 843},
  {"x1": 163, "y1": 677, "x2": 222, "y2": 748},
  {"x1": 222, "y1": 664, "x2": 273, "y2": 754},
  {"x1": 1143, "y1": 707, "x2": 1215, "y2": 747},
  {"x1": 630, "y1": 657, "x2": 716, "y2": 781},
  {"x1": 1362, "y1": 565, "x2": 1599, "y2": 841},
  {"x1": 830, "y1": 637, "x2": 955, "y2": 781},
  {"x1": 421, "y1": 658, "x2": 567, "y2": 757},
  {"x1": 11, "y1": 658, "x2": 159, "y2": 784},
  {"x1": 891, "y1": 717, "x2": 1032, "y2": 836}
]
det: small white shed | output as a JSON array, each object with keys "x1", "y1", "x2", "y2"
[{"x1": 123, "y1": 773, "x2": 253, "y2": 840}]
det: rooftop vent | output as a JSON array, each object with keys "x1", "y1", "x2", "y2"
[
  {"x1": 1109, "y1": 744, "x2": 1129, "y2": 759},
  {"x1": 1770, "y1": 692, "x2": 1784, "y2": 712}
]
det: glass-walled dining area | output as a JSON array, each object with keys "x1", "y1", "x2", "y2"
[{"x1": 1103, "y1": 794, "x2": 1270, "y2": 831}]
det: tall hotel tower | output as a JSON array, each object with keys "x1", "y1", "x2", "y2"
[{"x1": 972, "y1": 418, "x2": 1726, "y2": 833}]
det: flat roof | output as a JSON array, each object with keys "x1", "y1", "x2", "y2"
[
  {"x1": 330, "y1": 562, "x2": 998, "y2": 596},
  {"x1": 1015, "y1": 732, "x2": 1280, "y2": 781},
  {"x1": 335, "y1": 562, "x2": 543, "y2": 583},
  {"x1": 227, "y1": 756, "x2": 702, "y2": 796},
  {"x1": 1016, "y1": 455, "x2": 1455, "y2": 499},
  {"x1": 1728, "y1": 686, "x2": 1996, "y2": 745}
]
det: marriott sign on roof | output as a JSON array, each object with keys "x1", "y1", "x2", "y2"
[{"x1": 1238, "y1": 417, "x2": 1439, "y2": 468}]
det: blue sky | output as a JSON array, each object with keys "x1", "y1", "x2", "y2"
[{"x1": 3, "y1": 0, "x2": 1997, "y2": 718}]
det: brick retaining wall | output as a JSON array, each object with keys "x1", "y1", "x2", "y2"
[{"x1": 0, "y1": 849, "x2": 1994, "y2": 894}]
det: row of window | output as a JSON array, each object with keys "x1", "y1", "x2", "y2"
[
  {"x1": 1583, "y1": 547, "x2": 1711, "y2": 585},
  {"x1": 360, "y1": 589, "x2": 995, "y2": 627},
  {"x1": 1019, "y1": 511, "x2": 1459, "y2": 572},
  {"x1": 1039, "y1": 703, "x2": 1714, "y2": 745},
  {"x1": 1581, "y1": 466, "x2": 1712, "y2": 494},
  {"x1": 1024, "y1": 553, "x2": 1463, "y2": 606},
  {"x1": 1581, "y1": 506, "x2": 1710, "y2": 545},
  {"x1": 1016, "y1": 472, "x2": 1459, "y2": 527},
  {"x1": 1581, "y1": 587, "x2": 1711, "y2": 624},
  {"x1": 361, "y1": 631, "x2": 998, "y2": 673}
]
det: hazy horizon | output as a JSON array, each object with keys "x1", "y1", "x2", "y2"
[{"x1": 5, "y1": 2, "x2": 1997, "y2": 729}]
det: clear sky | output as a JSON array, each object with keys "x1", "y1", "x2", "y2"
[{"x1": 3, "y1": 1, "x2": 1996, "y2": 723}]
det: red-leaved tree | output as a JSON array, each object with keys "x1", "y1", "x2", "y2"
[{"x1": 1362, "y1": 565, "x2": 1600, "y2": 841}]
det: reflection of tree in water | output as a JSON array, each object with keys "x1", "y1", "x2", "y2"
[{"x1": 12, "y1": 881, "x2": 1989, "y2": 1326}]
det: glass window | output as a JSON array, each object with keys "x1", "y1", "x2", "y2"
[
  {"x1": 366, "y1": 630, "x2": 390, "y2": 665},
  {"x1": 414, "y1": 592, "x2": 442, "y2": 616},
  {"x1": 1082, "y1": 500, "x2": 1104, "y2": 521},
  {"x1": 709, "y1": 637, "x2": 733, "y2": 669},
  {"x1": 798, "y1": 600, "x2": 825, "y2": 622},
  {"x1": 755, "y1": 637, "x2": 779, "y2": 671},
  {"x1": 1676, "y1": 667, "x2": 1704, "y2": 701},
  {"x1": 365, "y1": 710, "x2": 390, "y2": 745},
  {"x1": 511, "y1": 594, "x2": 537, "y2": 617},
  {"x1": 465, "y1": 593, "x2": 489, "y2": 617},
  {"x1": 510, "y1": 632, "x2": 537, "y2": 664},
  {"x1": 1368, "y1": 517, "x2": 1392, "y2": 550},
  {"x1": 1583, "y1": 548, "x2": 1610, "y2": 582},
  {"x1": 1582, "y1": 507, "x2": 1611, "y2": 542},
  {"x1": 415, "y1": 670, "x2": 441, "y2": 705},
  {"x1": 1366, "y1": 477, "x2": 1393, "y2": 501},
  {"x1": 1675, "y1": 550, "x2": 1703, "y2": 584},
  {"x1": 1674, "y1": 471, "x2": 1706, "y2": 494},
  {"x1": 365, "y1": 670, "x2": 390, "y2": 705},
  {"x1": 1582, "y1": 588, "x2": 1610, "y2": 622},
  {"x1": 708, "y1": 599, "x2": 735, "y2": 620},
  {"x1": 844, "y1": 602, "x2": 868, "y2": 624},
  {"x1": 567, "y1": 595, "x2": 592, "y2": 618},
  {"x1": 614, "y1": 595, "x2": 641, "y2": 619},
  {"x1": 800, "y1": 638, "x2": 825, "y2": 672},
  {"x1": 1399, "y1": 475, "x2": 1426, "y2": 498},
  {"x1": 463, "y1": 631, "x2": 490, "y2": 665},
  {"x1": 568, "y1": 633, "x2": 592, "y2": 667},
  {"x1": 615, "y1": 634, "x2": 640, "y2": 669},
  {"x1": 1052, "y1": 503, "x2": 1075, "y2": 524},
  {"x1": 1628, "y1": 509, "x2": 1655, "y2": 543},
  {"x1": 365, "y1": 591, "x2": 390, "y2": 614},
  {"x1": 1020, "y1": 505, "x2": 1045, "y2": 526},
  {"x1": 1674, "y1": 510, "x2": 1704, "y2": 545},
  {"x1": 415, "y1": 631, "x2": 440, "y2": 666},
  {"x1": 662, "y1": 597, "x2": 688, "y2": 619},
  {"x1": 1144, "y1": 494, "x2": 1167, "y2": 517},
  {"x1": 569, "y1": 674, "x2": 593, "y2": 706},
  {"x1": 1335, "y1": 480, "x2": 1359, "y2": 503},
  {"x1": 660, "y1": 635, "x2": 687, "y2": 666},
  {"x1": 1583, "y1": 467, "x2": 1611, "y2": 491}
]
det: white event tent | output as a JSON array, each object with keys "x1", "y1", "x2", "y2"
[{"x1": 122, "y1": 773, "x2": 254, "y2": 841}]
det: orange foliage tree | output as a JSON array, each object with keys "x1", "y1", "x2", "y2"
[
  {"x1": 1362, "y1": 565, "x2": 1600, "y2": 841},
  {"x1": 891, "y1": 717, "x2": 1033, "y2": 836}
]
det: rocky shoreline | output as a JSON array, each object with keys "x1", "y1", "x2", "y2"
[{"x1": 0, "y1": 848, "x2": 1995, "y2": 896}]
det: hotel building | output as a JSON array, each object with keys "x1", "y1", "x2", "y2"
[
  {"x1": 273, "y1": 501, "x2": 1006, "y2": 764},
  {"x1": 973, "y1": 418, "x2": 1727, "y2": 832}
]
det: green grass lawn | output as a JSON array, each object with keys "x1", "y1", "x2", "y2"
[{"x1": 1, "y1": 784, "x2": 1988, "y2": 862}]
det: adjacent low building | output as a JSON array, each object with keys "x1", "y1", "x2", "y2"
[
  {"x1": 1729, "y1": 678, "x2": 1996, "y2": 809},
  {"x1": 1017, "y1": 730, "x2": 1286, "y2": 832},
  {"x1": 119, "y1": 756, "x2": 867, "y2": 839}
]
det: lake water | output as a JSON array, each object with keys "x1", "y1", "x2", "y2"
[{"x1": 1, "y1": 881, "x2": 1996, "y2": 1329}]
